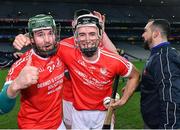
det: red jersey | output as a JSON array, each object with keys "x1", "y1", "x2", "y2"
[
  {"x1": 6, "y1": 49, "x2": 64, "y2": 129},
  {"x1": 58, "y1": 39, "x2": 132, "y2": 111},
  {"x1": 63, "y1": 66, "x2": 74, "y2": 102},
  {"x1": 61, "y1": 37, "x2": 74, "y2": 102}
]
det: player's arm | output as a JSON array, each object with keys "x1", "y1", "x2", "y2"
[
  {"x1": 13, "y1": 34, "x2": 31, "y2": 50},
  {"x1": 102, "y1": 32, "x2": 118, "y2": 54},
  {"x1": 0, "y1": 57, "x2": 39, "y2": 114},
  {"x1": 111, "y1": 65, "x2": 140, "y2": 108},
  {"x1": 0, "y1": 75, "x2": 32, "y2": 115},
  {"x1": 0, "y1": 83, "x2": 16, "y2": 114},
  {"x1": 8, "y1": 57, "x2": 39, "y2": 98},
  {"x1": 93, "y1": 11, "x2": 118, "y2": 54}
]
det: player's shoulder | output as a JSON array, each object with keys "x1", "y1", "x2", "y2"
[
  {"x1": 11, "y1": 50, "x2": 32, "y2": 70},
  {"x1": 6, "y1": 50, "x2": 32, "y2": 81},
  {"x1": 61, "y1": 36, "x2": 74, "y2": 42},
  {"x1": 60, "y1": 37, "x2": 75, "y2": 48},
  {"x1": 100, "y1": 48, "x2": 119, "y2": 58},
  {"x1": 100, "y1": 48, "x2": 129, "y2": 63}
]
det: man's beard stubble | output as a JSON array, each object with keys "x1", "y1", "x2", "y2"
[
  {"x1": 143, "y1": 42, "x2": 150, "y2": 50},
  {"x1": 143, "y1": 38, "x2": 152, "y2": 50}
]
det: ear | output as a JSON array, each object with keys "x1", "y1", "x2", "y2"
[
  {"x1": 152, "y1": 30, "x2": 159, "y2": 39},
  {"x1": 30, "y1": 38, "x2": 34, "y2": 44},
  {"x1": 72, "y1": 20, "x2": 76, "y2": 29},
  {"x1": 74, "y1": 39, "x2": 79, "y2": 48},
  {"x1": 73, "y1": 32, "x2": 79, "y2": 47}
]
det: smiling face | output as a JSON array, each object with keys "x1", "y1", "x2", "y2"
[
  {"x1": 75, "y1": 25, "x2": 100, "y2": 57},
  {"x1": 76, "y1": 26, "x2": 99, "y2": 48}
]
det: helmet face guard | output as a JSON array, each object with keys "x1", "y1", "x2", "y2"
[
  {"x1": 74, "y1": 14, "x2": 103, "y2": 57},
  {"x1": 28, "y1": 14, "x2": 60, "y2": 58}
]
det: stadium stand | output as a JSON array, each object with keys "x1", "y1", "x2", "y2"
[{"x1": 0, "y1": 0, "x2": 180, "y2": 59}]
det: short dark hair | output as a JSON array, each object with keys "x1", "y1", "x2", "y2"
[
  {"x1": 150, "y1": 19, "x2": 170, "y2": 37},
  {"x1": 74, "y1": 9, "x2": 91, "y2": 19}
]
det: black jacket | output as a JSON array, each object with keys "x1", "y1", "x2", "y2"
[{"x1": 140, "y1": 42, "x2": 180, "y2": 128}]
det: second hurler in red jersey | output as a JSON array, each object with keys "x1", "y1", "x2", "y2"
[{"x1": 58, "y1": 40, "x2": 132, "y2": 110}]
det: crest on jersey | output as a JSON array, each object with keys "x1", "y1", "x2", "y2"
[{"x1": 100, "y1": 68, "x2": 107, "y2": 76}]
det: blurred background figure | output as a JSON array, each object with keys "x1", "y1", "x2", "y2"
[{"x1": 0, "y1": 51, "x2": 23, "y2": 69}]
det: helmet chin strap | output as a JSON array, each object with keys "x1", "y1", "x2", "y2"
[
  {"x1": 78, "y1": 39, "x2": 100, "y2": 57},
  {"x1": 80, "y1": 46, "x2": 98, "y2": 57}
]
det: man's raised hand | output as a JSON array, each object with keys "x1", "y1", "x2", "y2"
[
  {"x1": 13, "y1": 34, "x2": 31, "y2": 50},
  {"x1": 93, "y1": 11, "x2": 105, "y2": 31}
]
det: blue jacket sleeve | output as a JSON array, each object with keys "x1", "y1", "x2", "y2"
[{"x1": 0, "y1": 83, "x2": 16, "y2": 115}]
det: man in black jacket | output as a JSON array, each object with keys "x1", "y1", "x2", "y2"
[{"x1": 140, "y1": 19, "x2": 180, "y2": 129}]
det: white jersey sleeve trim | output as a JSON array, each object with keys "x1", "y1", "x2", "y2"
[
  {"x1": 100, "y1": 49, "x2": 133, "y2": 77},
  {"x1": 122, "y1": 62, "x2": 133, "y2": 77}
]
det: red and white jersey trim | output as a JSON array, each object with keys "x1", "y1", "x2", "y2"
[{"x1": 100, "y1": 49, "x2": 132, "y2": 77}]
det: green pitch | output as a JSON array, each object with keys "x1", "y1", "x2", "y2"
[
  {"x1": 0, "y1": 69, "x2": 19, "y2": 128},
  {"x1": 0, "y1": 60, "x2": 145, "y2": 129}
]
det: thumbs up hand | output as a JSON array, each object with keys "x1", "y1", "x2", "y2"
[{"x1": 13, "y1": 57, "x2": 39, "y2": 91}]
